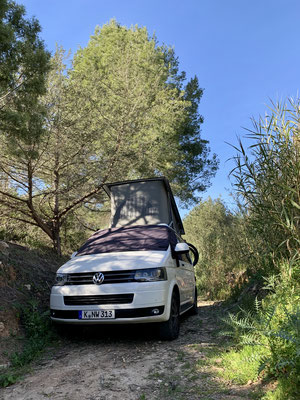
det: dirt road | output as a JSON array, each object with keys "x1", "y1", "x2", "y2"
[{"x1": 0, "y1": 301, "x2": 257, "y2": 400}]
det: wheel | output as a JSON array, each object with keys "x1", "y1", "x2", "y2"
[
  {"x1": 158, "y1": 292, "x2": 180, "y2": 340},
  {"x1": 189, "y1": 286, "x2": 198, "y2": 315}
]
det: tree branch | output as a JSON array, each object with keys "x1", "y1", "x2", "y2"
[
  {"x1": 0, "y1": 189, "x2": 27, "y2": 203},
  {"x1": 57, "y1": 184, "x2": 105, "y2": 221}
]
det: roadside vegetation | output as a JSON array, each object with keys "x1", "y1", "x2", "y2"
[
  {"x1": 184, "y1": 197, "x2": 251, "y2": 300},
  {"x1": 184, "y1": 99, "x2": 300, "y2": 399},
  {"x1": 0, "y1": 301, "x2": 57, "y2": 387},
  {"x1": 0, "y1": 243, "x2": 63, "y2": 387}
]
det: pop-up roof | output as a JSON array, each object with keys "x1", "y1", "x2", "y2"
[{"x1": 103, "y1": 177, "x2": 184, "y2": 235}]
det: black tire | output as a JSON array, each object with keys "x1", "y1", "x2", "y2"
[
  {"x1": 189, "y1": 286, "x2": 198, "y2": 315},
  {"x1": 158, "y1": 292, "x2": 180, "y2": 340}
]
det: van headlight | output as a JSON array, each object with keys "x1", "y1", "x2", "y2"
[
  {"x1": 54, "y1": 273, "x2": 69, "y2": 286},
  {"x1": 134, "y1": 268, "x2": 167, "y2": 282}
]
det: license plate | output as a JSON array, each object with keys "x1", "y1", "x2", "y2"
[{"x1": 78, "y1": 310, "x2": 115, "y2": 320}]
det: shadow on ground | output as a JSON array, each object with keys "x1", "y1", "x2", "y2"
[
  {"x1": 49, "y1": 302, "x2": 264, "y2": 400},
  {"x1": 1, "y1": 302, "x2": 266, "y2": 400}
]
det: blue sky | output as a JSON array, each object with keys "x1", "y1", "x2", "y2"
[{"x1": 17, "y1": 0, "x2": 300, "y2": 210}]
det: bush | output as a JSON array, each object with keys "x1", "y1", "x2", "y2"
[
  {"x1": 221, "y1": 262, "x2": 300, "y2": 399},
  {"x1": 0, "y1": 300, "x2": 57, "y2": 387},
  {"x1": 231, "y1": 98, "x2": 300, "y2": 263},
  {"x1": 221, "y1": 345, "x2": 266, "y2": 384},
  {"x1": 184, "y1": 198, "x2": 250, "y2": 299}
]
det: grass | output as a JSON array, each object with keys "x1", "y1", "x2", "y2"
[
  {"x1": 148, "y1": 342, "x2": 263, "y2": 400},
  {"x1": 0, "y1": 300, "x2": 58, "y2": 387},
  {"x1": 219, "y1": 345, "x2": 263, "y2": 384}
]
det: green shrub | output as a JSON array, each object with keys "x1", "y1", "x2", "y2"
[
  {"x1": 0, "y1": 300, "x2": 57, "y2": 387},
  {"x1": 221, "y1": 262, "x2": 300, "y2": 399},
  {"x1": 220, "y1": 345, "x2": 265, "y2": 384},
  {"x1": 184, "y1": 198, "x2": 250, "y2": 299},
  {"x1": 231, "y1": 98, "x2": 300, "y2": 263}
]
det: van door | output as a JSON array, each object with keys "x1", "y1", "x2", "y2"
[{"x1": 176, "y1": 251, "x2": 195, "y2": 313}]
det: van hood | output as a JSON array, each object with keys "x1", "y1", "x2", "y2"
[{"x1": 57, "y1": 250, "x2": 169, "y2": 274}]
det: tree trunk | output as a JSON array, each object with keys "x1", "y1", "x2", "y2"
[
  {"x1": 52, "y1": 223, "x2": 62, "y2": 256},
  {"x1": 53, "y1": 132, "x2": 61, "y2": 256}
]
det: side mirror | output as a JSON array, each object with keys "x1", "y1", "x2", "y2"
[
  {"x1": 187, "y1": 243, "x2": 199, "y2": 266},
  {"x1": 71, "y1": 251, "x2": 77, "y2": 259},
  {"x1": 174, "y1": 242, "x2": 190, "y2": 254}
]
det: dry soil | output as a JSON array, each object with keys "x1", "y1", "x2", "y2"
[{"x1": 0, "y1": 301, "x2": 262, "y2": 400}]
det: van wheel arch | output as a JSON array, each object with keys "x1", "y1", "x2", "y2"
[
  {"x1": 158, "y1": 287, "x2": 180, "y2": 340},
  {"x1": 172, "y1": 285, "x2": 180, "y2": 307}
]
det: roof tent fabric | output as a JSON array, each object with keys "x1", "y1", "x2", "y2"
[
  {"x1": 104, "y1": 178, "x2": 184, "y2": 235},
  {"x1": 76, "y1": 225, "x2": 178, "y2": 256},
  {"x1": 110, "y1": 180, "x2": 170, "y2": 228}
]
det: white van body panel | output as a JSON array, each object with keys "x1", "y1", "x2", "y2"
[
  {"x1": 57, "y1": 250, "x2": 169, "y2": 274},
  {"x1": 50, "y1": 246, "x2": 195, "y2": 325}
]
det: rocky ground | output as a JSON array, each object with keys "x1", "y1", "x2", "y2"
[{"x1": 0, "y1": 301, "x2": 264, "y2": 400}]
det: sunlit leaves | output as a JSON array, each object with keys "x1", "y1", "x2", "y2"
[{"x1": 231, "y1": 98, "x2": 300, "y2": 261}]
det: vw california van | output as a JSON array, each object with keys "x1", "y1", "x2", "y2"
[{"x1": 50, "y1": 178, "x2": 198, "y2": 340}]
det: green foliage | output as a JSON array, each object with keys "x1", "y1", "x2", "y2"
[
  {"x1": 231, "y1": 99, "x2": 300, "y2": 262},
  {"x1": 261, "y1": 379, "x2": 297, "y2": 400},
  {"x1": 184, "y1": 198, "x2": 248, "y2": 299},
  {"x1": 0, "y1": 19, "x2": 217, "y2": 254},
  {"x1": 220, "y1": 345, "x2": 265, "y2": 384},
  {"x1": 221, "y1": 98, "x2": 300, "y2": 398},
  {"x1": 221, "y1": 263, "x2": 300, "y2": 399},
  {"x1": 0, "y1": 0, "x2": 52, "y2": 248},
  {"x1": 70, "y1": 20, "x2": 218, "y2": 202},
  {"x1": 0, "y1": 0, "x2": 50, "y2": 143},
  {"x1": 0, "y1": 300, "x2": 57, "y2": 387}
]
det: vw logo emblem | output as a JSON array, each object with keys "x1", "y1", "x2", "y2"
[{"x1": 93, "y1": 272, "x2": 104, "y2": 285}]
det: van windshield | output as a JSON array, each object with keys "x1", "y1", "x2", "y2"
[{"x1": 76, "y1": 225, "x2": 178, "y2": 256}]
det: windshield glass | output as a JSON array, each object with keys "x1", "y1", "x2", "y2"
[{"x1": 76, "y1": 225, "x2": 178, "y2": 256}]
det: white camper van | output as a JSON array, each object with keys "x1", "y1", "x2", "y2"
[{"x1": 50, "y1": 178, "x2": 198, "y2": 340}]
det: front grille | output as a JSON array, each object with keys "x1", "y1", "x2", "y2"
[
  {"x1": 64, "y1": 294, "x2": 134, "y2": 306},
  {"x1": 65, "y1": 271, "x2": 135, "y2": 285}
]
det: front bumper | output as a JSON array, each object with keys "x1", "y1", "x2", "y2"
[
  {"x1": 50, "y1": 305, "x2": 165, "y2": 324},
  {"x1": 50, "y1": 281, "x2": 170, "y2": 324}
]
